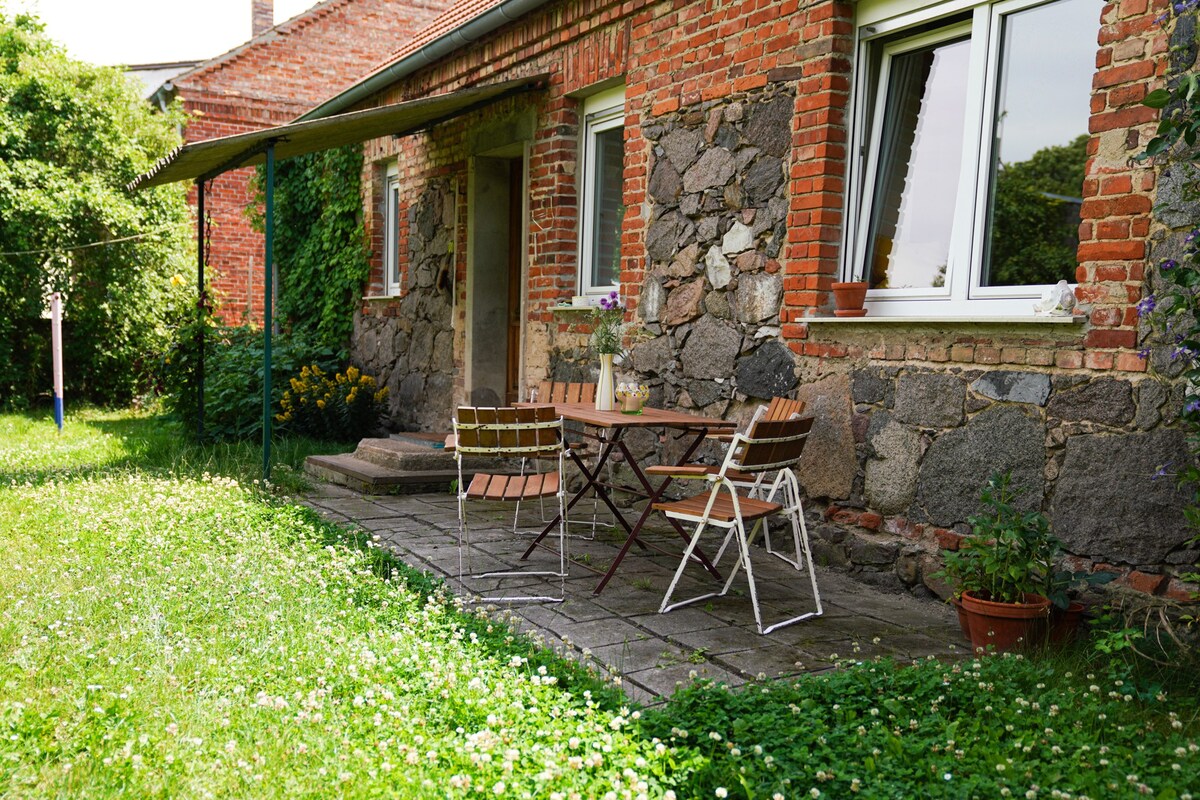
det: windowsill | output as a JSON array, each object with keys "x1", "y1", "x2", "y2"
[
  {"x1": 362, "y1": 294, "x2": 400, "y2": 301},
  {"x1": 550, "y1": 304, "x2": 597, "y2": 313},
  {"x1": 805, "y1": 314, "x2": 1085, "y2": 324}
]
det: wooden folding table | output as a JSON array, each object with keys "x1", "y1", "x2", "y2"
[{"x1": 516, "y1": 402, "x2": 737, "y2": 594}]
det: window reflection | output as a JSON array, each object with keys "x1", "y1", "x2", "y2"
[
  {"x1": 590, "y1": 127, "x2": 624, "y2": 288},
  {"x1": 983, "y1": 0, "x2": 1094, "y2": 287}
]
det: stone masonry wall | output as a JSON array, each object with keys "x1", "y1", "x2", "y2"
[{"x1": 355, "y1": 178, "x2": 457, "y2": 431}]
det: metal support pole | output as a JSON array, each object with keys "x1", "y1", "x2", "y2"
[
  {"x1": 262, "y1": 143, "x2": 275, "y2": 481},
  {"x1": 196, "y1": 179, "x2": 206, "y2": 439}
]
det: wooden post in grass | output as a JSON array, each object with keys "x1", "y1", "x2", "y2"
[{"x1": 51, "y1": 292, "x2": 63, "y2": 432}]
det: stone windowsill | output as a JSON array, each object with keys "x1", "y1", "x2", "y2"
[
  {"x1": 804, "y1": 315, "x2": 1086, "y2": 324},
  {"x1": 362, "y1": 294, "x2": 401, "y2": 301},
  {"x1": 550, "y1": 304, "x2": 598, "y2": 312}
]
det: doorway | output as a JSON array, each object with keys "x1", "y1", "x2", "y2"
[{"x1": 466, "y1": 152, "x2": 526, "y2": 407}]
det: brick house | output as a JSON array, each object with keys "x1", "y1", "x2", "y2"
[
  {"x1": 307, "y1": 0, "x2": 1197, "y2": 593},
  {"x1": 152, "y1": 0, "x2": 451, "y2": 323}
]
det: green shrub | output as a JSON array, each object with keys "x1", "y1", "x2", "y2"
[
  {"x1": 160, "y1": 320, "x2": 342, "y2": 440},
  {"x1": 639, "y1": 654, "x2": 1200, "y2": 799},
  {"x1": 251, "y1": 144, "x2": 370, "y2": 352},
  {"x1": 276, "y1": 364, "x2": 388, "y2": 440}
]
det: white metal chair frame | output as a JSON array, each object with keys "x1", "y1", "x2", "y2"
[
  {"x1": 657, "y1": 418, "x2": 823, "y2": 634},
  {"x1": 513, "y1": 381, "x2": 613, "y2": 539},
  {"x1": 709, "y1": 400, "x2": 810, "y2": 569},
  {"x1": 454, "y1": 407, "x2": 569, "y2": 604}
]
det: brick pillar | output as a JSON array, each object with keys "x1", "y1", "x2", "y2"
[{"x1": 252, "y1": 0, "x2": 273, "y2": 36}]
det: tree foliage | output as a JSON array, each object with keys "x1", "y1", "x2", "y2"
[
  {"x1": 0, "y1": 9, "x2": 192, "y2": 407},
  {"x1": 252, "y1": 144, "x2": 369, "y2": 351},
  {"x1": 986, "y1": 134, "x2": 1090, "y2": 287}
]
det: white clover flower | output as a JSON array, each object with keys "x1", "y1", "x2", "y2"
[{"x1": 716, "y1": 790, "x2": 728, "y2": 799}]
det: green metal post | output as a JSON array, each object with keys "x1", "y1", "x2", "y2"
[{"x1": 262, "y1": 142, "x2": 275, "y2": 481}]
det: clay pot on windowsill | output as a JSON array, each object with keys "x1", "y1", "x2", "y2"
[{"x1": 831, "y1": 281, "x2": 868, "y2": 317}]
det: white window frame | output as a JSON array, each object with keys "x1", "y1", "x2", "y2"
[
  {"x1": 844, "y1": 0, "x2": 1088, "y2": 317},
  {"x1": 384, "y1": 163, "x2": 400, "y2": 296},
  {"x1": 578, "y1": 85, "x2": 626, "y2": 296}
]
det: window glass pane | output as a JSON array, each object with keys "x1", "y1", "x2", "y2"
[
  {"x1": 589, "y1": 126, "x2": 624, "y2": 287},
  {"x1": 982, "y1": 0, "x2": 1094, "y2": 287},
  {"x1": 865, "y1": 36, "x2": 971, "y2": 290},
  {"x1": 386, "y1": 181, "x2": 400, "y2": 288}
]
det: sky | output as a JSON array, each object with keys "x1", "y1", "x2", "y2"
[{"x1": 9, "y1": 0, "x2": 319, "y2": 66}]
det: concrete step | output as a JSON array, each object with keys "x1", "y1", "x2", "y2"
[
  {"x1": 353, "y1": 436, "x2": 457, "y2": 472},
  {"x1": 305, "y1": 453, "x2": 460, "y2": 494},
  {"x1": 305, "y1": 434, "x2": 505, "y2": 495}
]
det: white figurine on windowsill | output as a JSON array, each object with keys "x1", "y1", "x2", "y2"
[{"x1": 1032, "y1": 280, "x2": 1077, "y2": 316}]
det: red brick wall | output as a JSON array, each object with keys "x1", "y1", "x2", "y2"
[{"x1": 171, "y1": 0, "x2": 452, "y2": 325}]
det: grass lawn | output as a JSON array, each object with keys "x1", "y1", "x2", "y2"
[
  {"x1": 2, "y1": 408, "x2": 1198, "y2": 799},
  {"x1": 0, "y1": 409, "x2": 685, "y2": 798}
]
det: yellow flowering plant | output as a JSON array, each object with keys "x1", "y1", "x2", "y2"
[{"x1": 276, "y1": 364, "x2": 389, "y2": 441}]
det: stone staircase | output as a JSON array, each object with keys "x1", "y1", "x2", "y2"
[{"x1": 305, "y1": 432, "x2": 490, "y2": 494}]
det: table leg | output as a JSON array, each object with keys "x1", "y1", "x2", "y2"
[
  {"x1": 519, "y1": 432, "x2": 633, "y2": 561},
  {"x1": 593, "y1": 429, "x2": 723, "y2": 594}
]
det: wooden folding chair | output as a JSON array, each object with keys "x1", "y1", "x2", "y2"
[
  {"x1": 453, "y1": 406, "x2": 568, "y2": 603},
  {"x1": 689, "y1": 396, "x2": 807, "y2": 566},
  {"x1": 652, "y1": 416, "x2": 822, "y2": 634}
]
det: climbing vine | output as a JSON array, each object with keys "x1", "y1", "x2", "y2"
[
  {"x1": 1137, "y1": 4, "x2": 1200, "y2": 531},
  {"x1": 251, "y1": 143, "x2": 370, "y2": 352}
]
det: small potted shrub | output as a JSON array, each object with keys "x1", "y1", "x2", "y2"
[
  {"x1": 1043, "y1": 567, "x2": 1117, "y2": 644},
  {"x1": 938, "y1": 473, "x2": 1057, "y2": 653}
]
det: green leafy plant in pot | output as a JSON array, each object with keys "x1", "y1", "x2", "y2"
[
  {"x1": 1043, "y1": 567, "x2": 1117, "y2": 644},
  {"x1": 938, "y1": 473, "x2": 1058, "y2": 653}
]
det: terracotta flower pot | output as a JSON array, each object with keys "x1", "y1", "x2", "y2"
[
  {"x1": 960, "y1": 590, "x2": 1051, "y2": 654},
  {"x1": 951, "y1": 596, "x2": 970, "y2": 640},
  {"x1": 831, "y1": 281, "x2": 868, "y2": 317},
  {"x1": 1048, "y1": 601, "x2": 1085, "y2": 645}
]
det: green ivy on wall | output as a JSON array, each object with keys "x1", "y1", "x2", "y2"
[{"x1": 252, "y1": 143, "x2": 370, "y2": 352}]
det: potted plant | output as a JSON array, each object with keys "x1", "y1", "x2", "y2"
[
  {"x1": 937, "y1": 473, "x2": 1058, "y2": 653},
  {"x1": 831, "y1": 281, "x2": 868, "y2": 317},
  {"x1": 1042, "y1": 567, "x2": 1117, "y2": 644}
]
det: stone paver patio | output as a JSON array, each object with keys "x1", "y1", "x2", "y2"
[{"x1": 303, "y1": 482, "x2": 963, "y2": 704}]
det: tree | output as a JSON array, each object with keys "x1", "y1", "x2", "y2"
[
  {"x1": 985, "y1": 134, "x2": 1090, "y2": 288},
  {"x1": 0, "y1": 9, "x2": 192, "y2": 407}
]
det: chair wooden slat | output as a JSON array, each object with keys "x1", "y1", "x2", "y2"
[
  {"x1": 764, "y1": 397, "x2": 805, "y2": 421},
  {"x1": 653, "y1": 492, "x2": 781, "y2": 523},
  {"x1": 737, "y1": 417, "x2": 813, "y2": 470}
]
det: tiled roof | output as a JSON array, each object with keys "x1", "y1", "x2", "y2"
[{"x1": 388, "y1": 0, "x2": 508, "y2": 64}]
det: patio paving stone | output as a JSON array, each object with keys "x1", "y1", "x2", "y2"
[{"x1": 301, "y1": 488, "x2": 962, "y2": 701}]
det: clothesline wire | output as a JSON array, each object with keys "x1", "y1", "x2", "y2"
[{"x1": 0, "y1": 228, "x2": 175, "y2": 257}]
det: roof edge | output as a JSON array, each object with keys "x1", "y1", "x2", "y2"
[{"x1": 298, "y1": 0, "x2": 553, "y2": 121}]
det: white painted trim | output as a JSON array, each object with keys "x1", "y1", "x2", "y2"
[
  {"x1": 384, "y1": 163, "x2": 400, "y2": 296},
  {"x1": 844, "y1": 0, "x2": 1087, "y2": 319},
  {"x1": 578, "y1": 85, "x2": 625, "y2": 296}
]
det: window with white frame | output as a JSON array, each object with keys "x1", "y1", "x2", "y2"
[
  {"x1": 845, "y1": 0, "x2": 1097, "y2": 316},
  {"x1": 579, "y1": 86, "x2": 625, "y2": 295},
  {"x1": 384, "y1": 163, "x2": 400, "y2": 295}
]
